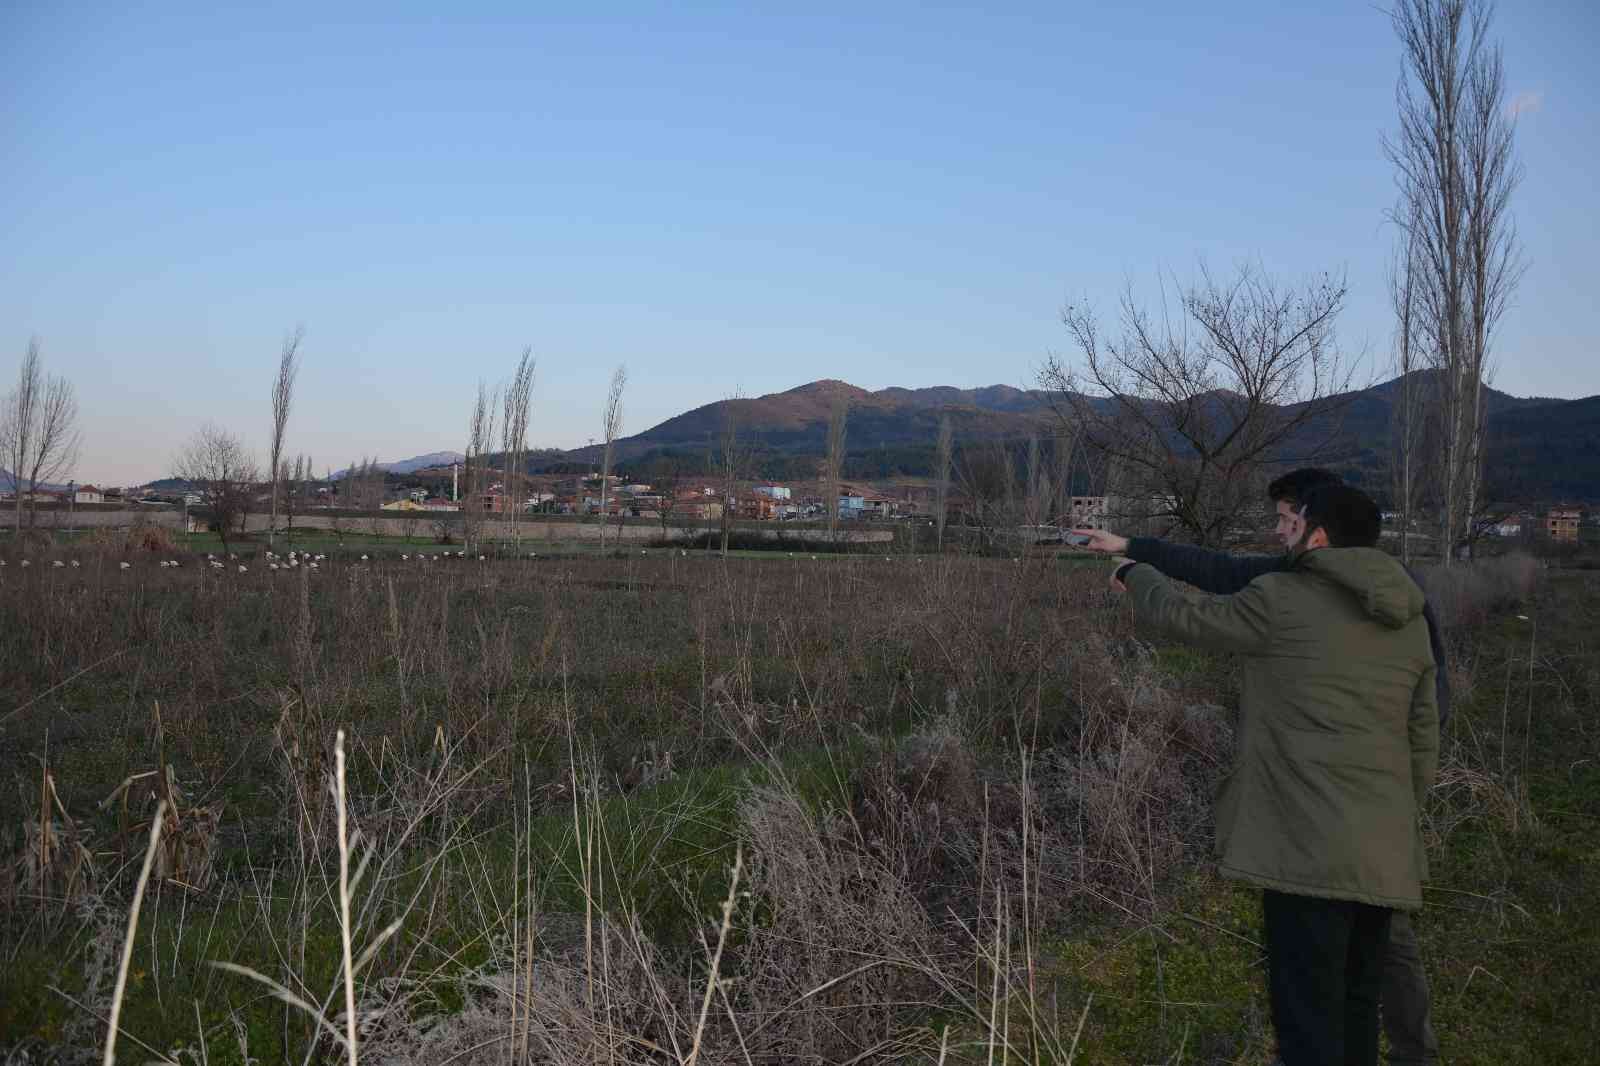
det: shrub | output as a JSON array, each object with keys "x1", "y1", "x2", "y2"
[{"x1": 1418, "y1": 551, "x2": 1538, "y2": 629}]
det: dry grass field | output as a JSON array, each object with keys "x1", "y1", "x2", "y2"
[{"x1": 1, "y1": 540, "x2": 1596, "y2": 1064}]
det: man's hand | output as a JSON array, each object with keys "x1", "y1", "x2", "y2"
[
  {"x1": 1071, "y1": 528, "x2": 1129, "y2": 555},
  {"x1": 1109, "y1": 557, "x2": 1135, "y2": 593}
]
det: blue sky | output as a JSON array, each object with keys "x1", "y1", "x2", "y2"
[{"x1": 4, "y1": 1, "x2": 1595, "y2": 486}]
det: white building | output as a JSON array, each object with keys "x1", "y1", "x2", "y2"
[{"x1": 754, "y1": 485, "x2": 792, "y2": 500}]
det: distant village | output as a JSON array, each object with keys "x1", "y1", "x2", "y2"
[
  {"x1": 5, "y1": 469, "x2": 1591, "y2": 547},
  {"x1": 8, "y1": 471, "x2": 1099, "y2": 527}
]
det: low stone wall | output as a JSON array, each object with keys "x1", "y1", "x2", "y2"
[
  {"x1": 21, "y1": 508, "x2": 186, "y2": 530},
  {"x1": 18, "y1": 508, "x2": 896, "y2": 545},
  {"x1": 261, "y1": 515, "x2": 894, "y2": 544}
]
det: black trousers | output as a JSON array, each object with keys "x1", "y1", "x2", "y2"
[
  {"x1": 1382, "y1": 910, "x2": 1439, "y2": 1065},
  {"x1": 1262, "y1": 890, "x2": 1394, "y2": 1066}
]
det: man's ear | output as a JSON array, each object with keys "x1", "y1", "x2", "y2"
[{"x1": 1304, "y1": 526, "x2": 1330, "y2": 550}]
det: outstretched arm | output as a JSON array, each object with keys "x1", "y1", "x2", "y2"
[
  {"x1": 1120, "y1": 563, "x2": 1274, "y2": 656},
  {"x1": 1071, "y1": 528, "x2": 1285, "y2": 595},
  {"x1": 1410, "y1": 579, "x2": 1452, "y2": 732},
  {"x1": 1408, "y1": 661, "x2": 1441, "y2": 810},
  {"x1": 1125, "y1": 537, "x2": 1286, "y2": 595}
]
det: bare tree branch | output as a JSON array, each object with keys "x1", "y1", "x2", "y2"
[
  {"x1": 174, "y1": 424, "x2": 259, "y2": 555},
  {"x1": 823, "y1": 396, "x2": 849, "y2": 542},
  {"x1": 1385, "y1": 0, "x2": 1522, "y2": 562},
  {"x1": 267, "y1": 326, "x2": 303, "y2": 550},
  {"x1": 718, "y1": 388, "x2": 746, "y2": 556},
  {"x1": 502, "y1": 348, "x2": 536, "y2": 550},
  {"x1": 3, "y1": 339, "x2": 82, "y2": 535},
  {"x1": 463, "y1": 382, "x2": 499, "y2": 554},
  {"x1": 934, "y1": 414, "x2": 953, "y2": 552},
  {"x1": 599, "y1": 365, "x2": 627, "y2": 553},
  {"x1": 1040, "y1": 264, "x2": 1355, "y2": 547}
]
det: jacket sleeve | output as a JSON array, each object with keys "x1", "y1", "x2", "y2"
[
  {"x1": 1125, "y1": 537, "x2": 1287, "y2": 595},
  {"x1": 1122, "y1": 562, "x2": 1274, "y2": 655},
  {"x1": 1419, "y1": 597, "x2": 1452, "y2": 732},
  {"x1": 1408, "y1": 660, "x2": 1441, "y2": 811}
]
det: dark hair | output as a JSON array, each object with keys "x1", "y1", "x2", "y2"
[
  {"x1": 1267, "y1": 467, "x2": 1342, "y2": 505},
  {"x1": 1299, "y1": 483, "x2": 1381, "y2": 548}
]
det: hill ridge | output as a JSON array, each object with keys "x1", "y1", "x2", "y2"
[{"x1": 546, "y1": 372, "x2": 1596, "y2": 502}]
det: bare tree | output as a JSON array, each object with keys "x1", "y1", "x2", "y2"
[
  {"x1": 1024, "y1": 435, "x2": 1056, "y2": 532},
  {"x1": 174, "y1": 423, "x2": 259, "y2": 555},
  {"x1": 339, "y1": 459, "x2": 355, "y2": 513},
  {"x1": 598, "y1": 364, "x2": 627, "y2": 553},
  {"x1": 501, "y1": 348, "x2": 536, "y2": 551},
  {"x1": 363, "y1": 457, "x2": 386, "y2": 534},
  {"x1": 1459, "y1": 26, "x2": 1523, "y2": 546},
  {"x1": 718, "y1": 388, "x2": 747, "y2": 556},
  {"x1": 1388, "y1": 214, "x2": 1429, "y2": 565},
  {"x1": 1386, "y1": 0, "x2": 1523, "y2": 562},
  {"x1": 822, "y1": 396, "x2": 849, "y2": 542},
  {"x1": 1052, "y1": 426, "x2": 1079, "y2": 532},
  {"x1": 267, "y1": 327, "x2": 302, "y2": 550},
  {"x1": 283, "y1": 454, "x2": 307, "y2": 541},
  {"x1": 2, "y1": 339, "x2": 81, "y2": 535},
  {"x1": 934, "y1": 413, "x2": 953, "y2": 552},
  {"x1": 953, "y1": 438, "x2": 1019, "y2": 554},
  {"x1": 463, "y1": 382, "x2": 498, "y2": 554},
  {"x1": 1097, "y1": 426, "x2": 1170, "y2": 539},
  {"x1": 652, "y1": 463, "x2": 682, "y2": 540},
  {"x1": 371, "y1": 458, "x2": 387, "y2": 510},
  {"x1": 1040, "y1": 264, "x2": 1354, "y2": 547}
]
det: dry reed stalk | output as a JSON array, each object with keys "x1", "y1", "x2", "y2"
[
  {"x1": 685, "y1": 844, "x2": 742, "y2": 1066},
  {"x1": 104, "y1": 798, "x2": 164, "y2": 1066},
  {"x1": 0, "y1": 648, "x2": 129, "y2": 728},
  {"x1": 1066, "y1": 993, "x2": 1092, "y2": 1063},
  {"x1": 335, "y1": 729, "x2": 358, "y2": 1066},
  {"x1": 38, "y1": 757, "x2": 51, "y2": 905},
  {"x1": 209, "y1": 729, "x2": 410, "y2": 1066}
]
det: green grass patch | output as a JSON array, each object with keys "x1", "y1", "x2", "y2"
[{"x1": 0, "y1": 737, "x2": 870, "y2": 1061}]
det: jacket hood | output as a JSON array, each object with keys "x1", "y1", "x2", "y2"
[{"x1": 1297, "y1": 547, "x2": 1425, "y2": 629}]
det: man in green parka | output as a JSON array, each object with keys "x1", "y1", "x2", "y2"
[{"x1": 1110, "y1": 484, "x2": 1438, "y2": 1066}]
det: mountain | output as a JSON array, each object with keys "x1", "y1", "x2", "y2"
[
  {"x1": 141, "y1": 477, "x2": 193, "y2": 493},
  {"x1": 1482, "y1": 393, "x2": 1600, "y2": 502},
  {"x1": 543, "y1": 374, "x2": 1597, "y2": 502},
  {"x1": 1277, "y1": 372, "x2": 1589, "y2": 501},
  {"x1": 560, "y1": 379, "x2": 1059, "y2": 465},
  {"x1": 331, "y1": 451, "x2": 465, "y2": 479},
  {"x1": 384, "y1": 451, "x2": 466, "y2": 475},
  {"x1": 0, "y1": 469, "x2": 74, "y2": 494}
]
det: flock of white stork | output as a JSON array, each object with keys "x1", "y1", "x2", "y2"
[
  {"x1": 1, "y1": 548, "x2": 952, "y2": 572},
  {"x1": 0, "y1": 547, "x2": 514, "y2": 574}
]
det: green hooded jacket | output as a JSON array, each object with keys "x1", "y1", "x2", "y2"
[{"x1": 1123, "y1": 547, "x2": 1439, "y2": 910}]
